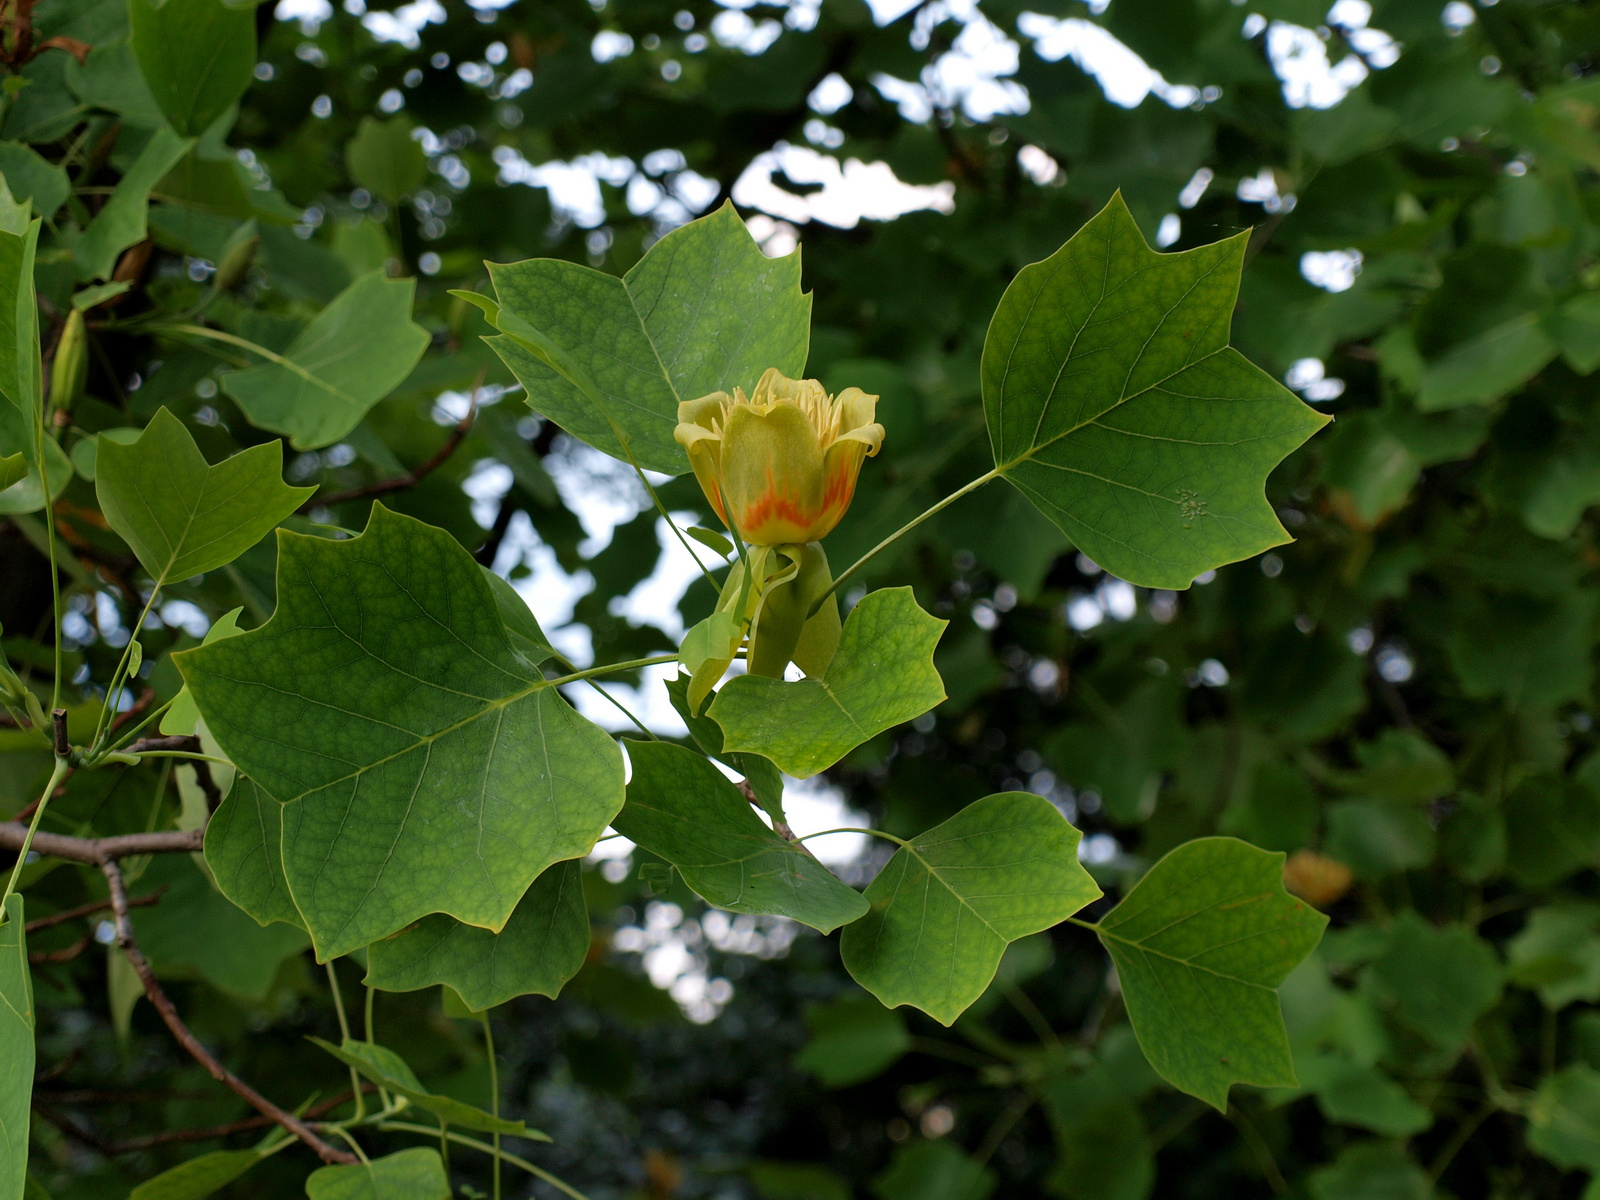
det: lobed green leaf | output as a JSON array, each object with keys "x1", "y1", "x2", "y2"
[
  {"x1": 709, "y1": 587, "x2": 946, "y2": 779},
  {"x1": 614, "y1": 740, "x2": 869, "y2": 933},
  {"x1": 983, "y1": 192, "x2": 1329, "y2": 589},
  {"x1": 1093, "y1": 837, "x2": 1326, "y2": 1110},
  {"x1": 841, "y1": 792, "x2": 1101, "y2": 1025},
  {"x1": 177, "y1": 504, "x2": 624, "y2": 960}
]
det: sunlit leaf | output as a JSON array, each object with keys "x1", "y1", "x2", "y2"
[
  {"x1": 1093, "y1": 837, "x2": 1326, "y2": 1109},
  {"x1": 614, "y1": 740, "x2": 869, "y2": 933},
  {"x1": 710, "y1": 587, "x2": 946, "y2": 779},
  {"x1": 221, "y1": 271, "x2": 430, "y2": 450},
  {"x1": 177, "y1": 504, "x2": 625, "y2": 959},
  {"x1": 483, "y1": 201, "x2": 810, "y2": 474},
  {"x1": 95, "y1": 407, "x2": 313, "y2": 585},
  {"x1": 983, "y1": 192, "x2": 1328, "y2": 589},
  {"x1": 364, "y1": 859, "x2": 589, "y2": 1010},
  {"x1": 841, "y1": 792, "x2": 1100, "y2": 1025}
]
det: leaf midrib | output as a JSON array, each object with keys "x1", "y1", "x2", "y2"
[{"x1": 994, "y1": 237, "x2": 1236, "y2": 476}]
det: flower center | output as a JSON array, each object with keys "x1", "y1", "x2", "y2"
[{"x1": 713, "y1": 378, "x2": 844, "y2": 450}]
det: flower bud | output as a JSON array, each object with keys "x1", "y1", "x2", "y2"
[
  {"x1": 50, "y1": 307, "x2": 86, "y2": 417},
  {"x1": 675, "y1": 368, "x2": 884, "y2": 546},
  {"x1": 214, "y1": 233, "x2": 259, "y2": 292}
]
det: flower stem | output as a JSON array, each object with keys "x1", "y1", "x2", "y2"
[
  {"x1": 0, "y1": 758, "x2": 69, "y2": 913},
  {"x1": 808, "y1": 467, "x2": 1001, "y2": 617}
]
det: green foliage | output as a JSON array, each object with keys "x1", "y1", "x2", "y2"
[
  {"x1": 480, "y1": 202, "x2": 811, "y2": 474},
  {"x1": 710, "y1": 587, "x2": 946, "y2": 778},
  {"x1": 343, "y1": 118, "x2": 426, "y2": 205},
  {"x1": 126, "y1": 1149, "x2": 268, "y2": 1200},
  {"x1": 219, "y1": 272, "x2": 430, "y2": 449},
  {"x1": 9, "y1": 0, "x2": 1600, "y2": 1194},
  {"x1": 983, "y1": 194, "x2": 1329, "y2": 589},
  {"x1": 1094, "y1": 838, "x2": 1326, "y2": 1109},
  {"x1": 303, "y1": 1148, "x2": 449, "y2": 1200},
  {"x1": 614, "y1": 740, "x2": 868, "y2": 932},
  {"x1": 793, "y1": 991, "x2": 910, "y2": 1089},
  {"x1": 75, "y1": 127, "x2": 191, "y2": 282},
  {"x1": 871, "y1": 1141, "x2": 995, "y2": 1200},
  {"x1": 363, "y1": 859, "x2": 589, "y2": 1010},
  {"x1": 178, "y1": 505, "x2": 624, "y2": 958},
  {"x1": 95, "y1": 407, "x2": 313, "y2": 585},
  {"x1": 841, "y1": 792, "x2": 1100, "y2": 1024},
  {"x1": 128, "y1": 0, "x2": 255, "y2": 137},
  {"x1": 0, "y1": 897, "x2": 32, "y2": 1200},
  {"x1": 308, "y1": 1038, "x2": 543, "y2": 1137}
]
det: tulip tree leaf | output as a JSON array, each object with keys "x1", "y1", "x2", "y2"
[
  {"x1": 177, "y1": 504, "x2": 625, "y2": 960},
  {"x1": 710, "y1": 587, "x2": 947, "y2": 778},
  {"x1": 75, "y1": 127, "x2": 192, "y2": 282},
  {"x1": 840, "y1": 792, "x2": 1101, "y2": 1025},
  {"x1": 483, "y1": 200, "x2": 810, "y2": 474},
  {"x1": 663, "y1": 672, "x2": 785, "y2": 821},
  {"x1": 345, "y1": 116, "x2": 427, "y2": 204},
  {"x1": 95, "y1": 407, "x2": 314, "y2": 586},
  {"x1": 308, "y1": 1037, "x2": 548, "y2": 1138},
  {"x1": 794, "y1": 992, "x2": 911, "y2": 1088},
  {"x1": 1, "y1": 895, "x2": 33, "y2": 1200},
  {"x1": 0, "y1": 198, "x2": 40, "y2": 467},
  {"x1": 0, "y1": 452, "x2": 23, "y2": 493},
  {"x1": 129, "y1": 0, "x2": 256, "y2": 137},
  {"x1": 982, "y1": 192, "x2": 1330, "y2": 589},
  {"x1": 128, "y1": 1149, "x2": 268, "y2": 1200},
  {"x1": 204, "y1": 775, "x2": 304, "y2": 930},
  {"x1": 614, "y1": 740, "x2": 870, "y2": 933},
  {"x1": 221, "y1": 271, "x2": 431, "y2": 450},
  {"x1": 305, "y1": 1148, "x2": 451, "y2": 1200},
  {"x1": 364, "y1": 859, "x2": 589, "y2": 1010},
  {"x1": 1092, "y1": 837, "x2": 1327, "y2": 1110}
]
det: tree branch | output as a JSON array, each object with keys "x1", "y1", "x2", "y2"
[
  {"x1": 34, "y1": 1086, "x2": 374, "y2": 1155},
  {"x1": 25, "y1": 887, "x2": 165, "y2": 933},
  {"x1": 302, "y1": 383, "x2": 480, "y2": 513},
  {"x1": 0, "y1": 822, "x2": 201, "y2": 864},
  {"x1": 99, "y1": 858, "x2": 357, "y2": 1165}
]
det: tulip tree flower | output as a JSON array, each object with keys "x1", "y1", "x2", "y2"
[
  {"x1": 674, "y1": 369, "x2": 882, "y2": 706},
  {"x1": 675, "y1": 368, "x2": 884, "y2": 547}
]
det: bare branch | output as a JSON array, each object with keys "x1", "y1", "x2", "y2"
[
  {"x1": 0, "y1": 822, "x2": 200, "y2": 864},
  {"x1": 302, "y1": 378, "x2": 481, "y2": 513},
  {"x1": 25, "y1": 886, "x2": 165, "y2": 933},
  {"x1": 100, "y1": 859, "x2": 357, "y2": 1165}
]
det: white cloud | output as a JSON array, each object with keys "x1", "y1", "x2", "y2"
[{"x1": 732, "y1": 142, "x2": 955, "y2": 229}]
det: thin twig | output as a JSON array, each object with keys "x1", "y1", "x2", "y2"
[
  {"x1": 29, "y1": 935, "x2": 88, "y2": 964},
  {"x1": 34, "y1": 1087, "x2": 374, "y2": 1155},
  {"x1": 304, "y1": 384, "x2": 480, "y2": 512},
  {"x1": 100, "y1": 858, "x2": 355, "y2": 1165},
  {"x1": 25, "y1": 886, "x2": 165, "y2": 932}
]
